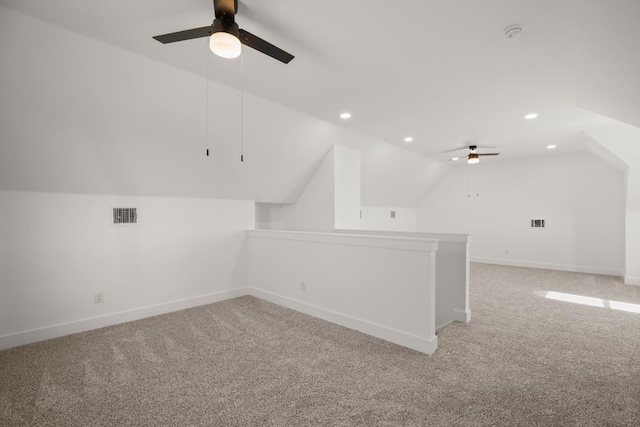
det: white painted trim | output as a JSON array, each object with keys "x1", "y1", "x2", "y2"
[
  {"x1": 625, "y1": 277, "x2": 640, "y2": 286},
  {"x1": 0, "y1": 288, "x2": 248, "y2": 351},
  {"x1": 248, "y1": 287, "x2": 438, "y2": 355},
  {"x1": 471, "y1": 257, "x2": 624, "y2": 277},
  {"x1": 453, "y1": 308, "x2": 471, "y2": 323},
  {"x1": 421, "y1": 233, "x2": 471, "y2": 243},
  {"x1": 333, "y1": 229, "x2": 471, "y2": 243},
  {"x1": 435, "y1": 309, "x2": 470, "y2": 332},
  {"x1": 435, "y1": 320, "x2": 454, "y2": 332},
  {"x1": 248, "y1": 230, "x2": 438, "y2": 252}
]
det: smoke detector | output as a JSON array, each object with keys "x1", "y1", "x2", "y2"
[{"x1": 504, "y1": 25, "x2": 524, "y2": 39}]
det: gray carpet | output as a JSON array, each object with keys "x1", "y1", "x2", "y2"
[{"x1": 1, "y1": 264, "x2": 640, "y2": 426}]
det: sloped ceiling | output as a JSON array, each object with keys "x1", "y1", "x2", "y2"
[
  {"x1": 0, "y1": 5, "x2": 448, "y2": 206},
  {"x1": 3, "y1": 0, "x2": 639, "y2": 154},
  {"x1": 1, "y1": 0, "x2": 639, "y2": 203},
  {"x1": 569, "y1": 0, "x2": 640, "y2": 130}
]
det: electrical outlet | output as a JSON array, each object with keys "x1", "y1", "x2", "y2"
[
  {"x1": 94, "y1": 292, "x2": 104, "y2": 304},
  {"x1": 505, "y1": 249, "x2": 510, "y2": 255},
  {"x1": 300, "y1": 282, "x2": 306, "y2": 292}
]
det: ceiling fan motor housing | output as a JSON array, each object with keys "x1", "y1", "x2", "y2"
[
  {"x1": 215, "y1": 0, "x2": 238, "y2": 20},
  {"x1": 212, "y1": 18, "x2": 239, "y2": 38}
]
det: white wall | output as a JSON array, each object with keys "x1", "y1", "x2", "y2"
[
  {"x1": 255, "y1": 203, "x2": 286, "y2": 231},
  {"x1": 332, "y1": 230, "x2": 471, "y2": 330},
  {"x1": 360, "y1": 206, "x2": 418, "y2": 232},
  {"x1": 334, "y1": 145, "x2": 361, "y2": 230},
  {"x1": 567, "y1": 0, "x2": 640, "y2": 283},
  {"x1": 277, "y1": 147, "x2": 335, "y2": 232},
  {"x1": 584, "y1": 122, "x2": 640, "y2": 284},
  {"x1": 418, "y1": 153, "x2": 626, "y2": 276},
  {"x1": 257, "y1": 144, "x2": 362, "y2": 232},
  {"x1": 0, "y1": 191, "x2": 254, "y2": 349},
  {"x1": 247, "y1": 230, "x2": 438, "y2": 354},
  {"x1": 626, "y1": 212, "x2": 640, "y2": 285}
]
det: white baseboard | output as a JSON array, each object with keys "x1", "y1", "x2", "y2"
[
  {"x1": 0, "y1": 288, "x2": 248, "y2": 351},
  {"x1": 436, "y1": 308, "x2": 471, "y2": 333},
  {"x1": 435, "y1": 321, "x2": 454, "y2": 333},
  {"x1": 471, "y1": 257, "x2": 623, "y2": 277},
  {"x1": 248, "y1": 287, "x2": 438, "y2": 355},
  {"x1": 625, "y1": 276, "x2": 640, "y2": 286},
  {"x1": 453, "y1": 308, "x2": 471, "y2": 323},
  {"x1": 436, "y1": 309, "x2": 470, "y2": 332}
]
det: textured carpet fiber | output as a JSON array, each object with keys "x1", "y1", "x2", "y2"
[{"x1": 1, "y1": 264, "x2": 640, "y2": 426}]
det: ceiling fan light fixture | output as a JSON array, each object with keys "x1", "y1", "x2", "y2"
[
  {"x1": 468, "y1": 153, "x2": 480, "y2": 164},
  {"x1": 210, "y1": 20, "x2": 241, "y2": 59}
]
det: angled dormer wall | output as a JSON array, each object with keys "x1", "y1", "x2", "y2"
[
  {"x1": 256, "y1": 144, "x2": 361, "y2": 231},
  {"x1": 584, "y1": 122, "x2": 640, "y2": 284}
]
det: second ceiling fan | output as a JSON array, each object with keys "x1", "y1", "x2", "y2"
[
  {"x1": 449, "y1": 145, "x2": 500, "y2": 164},
  {"x1": 153, "y1": 0, "x2": 294, "y2": 64}
]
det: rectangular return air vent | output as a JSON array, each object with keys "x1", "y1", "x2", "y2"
[
  {"x1": 113, "y1": 208, "x2": 137, "y2": 225},
  {"x1": 530, "y1": 219, "x2": 545, "y2": 228}
]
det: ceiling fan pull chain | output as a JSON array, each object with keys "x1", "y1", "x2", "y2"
[
  {"x1": 206, "y1": 42, "x2": 211, "y2": 157},
  {"x1": 241, "y1": 53, "x2": 244, "y2": 162},
  {"x1": 240, "y1": 51, "x2": 244, "y2": 162}
]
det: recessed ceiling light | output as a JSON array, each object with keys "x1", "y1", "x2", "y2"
[
  {"x1": 404, "y1": 137, "x2": 414, "y2": 143},
  {"x1": 340, "y1": 112, "x2": 351, "y2": 120},
  {"x1": 547, "y1": 145, "x2": 557, "y2": 149},
  {"x1": 525, "y1": 113, "x2": 538, "y2": 120}
]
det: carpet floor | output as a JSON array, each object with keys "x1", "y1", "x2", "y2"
[{"x1": 1, "y1": 264, "x2": 640, "y2": 426}]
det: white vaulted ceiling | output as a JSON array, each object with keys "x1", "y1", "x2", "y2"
[
  {"x1": 3, "y1": 0, "x2": 639, "y2": 153},
  {"x1": 1, "y1": 0, "x2": 639, "y2": 202}
]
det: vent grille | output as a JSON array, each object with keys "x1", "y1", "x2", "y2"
[
  {"x1": 113, "y1": 208, "x2": 137, "y2": 225},
  {"x1": 530, "y1": 219, "x2": 545, "y2": 228}
]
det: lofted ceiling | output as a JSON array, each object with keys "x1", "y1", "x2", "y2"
[{"x1": 1, "y1": 0, "x2": 638, "y2": 165}]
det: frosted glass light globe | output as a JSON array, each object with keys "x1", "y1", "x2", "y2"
[{"x1": 210, "y1": 32, "x2": 241, "y2": 59}]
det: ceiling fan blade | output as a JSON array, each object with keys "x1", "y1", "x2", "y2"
[
  {"x1": 441, "y1": 145, "x2": 499, "y2": 154},
  {"x1": 440, "y1": 146, "x2": 471, "y2": 154},
  {"x1": 478, "y1": 153, "x2": 500, "y2": 156},
  {"x1": 239, "y1": 29, "x2": 294, "y2": 64},
  {"x1": 153, "y1": 26, "x2": 211, "y2": 44}
]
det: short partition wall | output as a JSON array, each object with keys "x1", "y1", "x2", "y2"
[
  {"x1": 334, "y1": 230, "x2": 471, "y2": 330},
  {"x1": 247, "y1": 230, "x2": 439, "y2": 354}
]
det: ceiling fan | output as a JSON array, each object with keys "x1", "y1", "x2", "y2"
[
  {"x1": 153, "y1": 0, "x2": 294, "y2": 64},
  {"x1": 447, "y1": 145, "x2": 500, "y2": 164}
]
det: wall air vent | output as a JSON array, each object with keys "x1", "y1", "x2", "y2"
[
  {"x1": 113, "y1": 208, "x2": 137, "y2": 225},
  {"x1": 530, "y1": 219, "x2": 545, "y2": 228}
]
